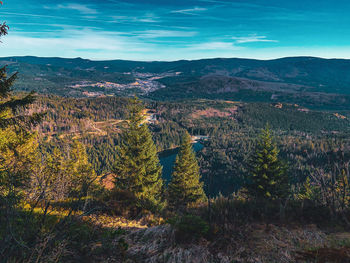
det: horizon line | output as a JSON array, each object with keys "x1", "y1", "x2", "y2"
[{"x1": 1, "y1": 55, "x2": 350, "y2": 63}]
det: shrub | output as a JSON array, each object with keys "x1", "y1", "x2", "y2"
[
  {"x1": 168, "y1": 214, "x2": 209, "y2": 243},
  {"x1": 107, "y1": 189, "x2": 140, "y2": 217}
]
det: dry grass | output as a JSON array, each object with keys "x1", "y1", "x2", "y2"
[
  {"x1": 191, "y1": 107, "x2": 237, "y2": 119},
  {"x1": 83, "y1": 214, "x2": 149, "y2": 230}
]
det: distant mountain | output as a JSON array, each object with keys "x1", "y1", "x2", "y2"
[{"x1": 1, "y1": 56, "x2": 350, "y2": 108}]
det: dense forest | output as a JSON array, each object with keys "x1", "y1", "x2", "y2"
[{"x1": 28, "y1": 95, "x2": 350, "y2": 196}]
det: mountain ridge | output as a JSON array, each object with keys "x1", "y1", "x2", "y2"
[{"x1": 2, "y1": 55, "x2": 350, "y2": 109}]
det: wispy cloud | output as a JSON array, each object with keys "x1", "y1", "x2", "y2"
[
  {"x1": 171, "y1": 7, "x2": 207, "y2": 15},
  {"x1": 50, "y1": 3, "x2": 98, "y2": 15},
  {"x1": 3, "y1": 0, "x2": 349, "y2": 61},
  {"x1": 232, "y1": 35, "x2": 278, "y2": 44},
  {"x1": 111, "y1": 13, "x2": 160, "y2": 24},
  {"x1": 138, "y1": 18, "x2": 158, "y2": 23},
  {"x1": 198, "y1": 0, "x2": 227, "y2": 3},
  {"x1": 2, "y1": 29, "x2": 152, "y2": 59},
  {"x1": 132, "y1": 30, "x2": 197, "y2": 39},
  {"x1": 2, "y1": 11, "x2": 63, "y2": 19},
  {"x1": 188, "y1": 41, "x2": 239, "y2": 50}
]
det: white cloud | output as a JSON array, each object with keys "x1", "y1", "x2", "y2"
[
  {"x1": 1, "y1": 28, "x2": 240, "y2": 60},
  {"x1": 54, "y1": 3, "x2": 98, "y2": 15},
  {"x1": 111, "y1": 14, "x2": 160, "y2": 24},
  {"x1": 188, "y1": 41, "x2": 239, "y2": 50},
  {"x1": 232, "y1": 35, "x2": 278, "y2": 44},
  {"x1": 132, "y1": 30, "x2": 197, "y2": 39},
  {"x1": 3, "y1": 30, "x2": 350, "y2": 61},
  {"x1": 171, "y1": 7, "x2": 207, "y2": 15},
  {"x1": 2, "y1": 11, "x2": 62, "y2": 19},
  {"x1": 137, "y1": 18, "x2": 158, "y2": 23},
  {"x1": 1, "y1": 29, "x2": 152, "y2": 59},
  {"x1": 198, "y1": 0, "x2": 229, "y2": 4}
]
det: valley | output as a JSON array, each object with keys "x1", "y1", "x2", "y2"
[
  {"x1": 3, "y1": 57, "x2": 350, "y2": 263},
  {"x1": 28, "y1": 95, "x2": 350, "y2": 193},
  {"x1": 3, "y1": 0, "x2": 350, "y2": 261}
]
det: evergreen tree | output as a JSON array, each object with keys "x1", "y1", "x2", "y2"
[
  {"x1": 246, "y1": 126, "x2": 289, "y2": 201},
  {"x1": 167, "y1": 132, "x2": 207, "y2": 211},
  {"x1": 0, "y1": 2, "x2": 41, "y2": 130},
  {"x1": 0, "y1": 4, "x2": 9, "y2": 42},
  {"x1": 0, "y1": 7, "x2": 42, "y2": 207},
  {"x1": 0, "y1": 8, "x2": 43, "y2": 253},
  {"x1": 0, "y1": 67, "x2": 41, "y2": 130},
  {"x1": 113, "y1": 97, "x2": 164, "y2": 211}
]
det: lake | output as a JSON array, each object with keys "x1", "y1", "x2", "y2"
[{"x1": 159, "y1": 142, "x2": 204, "y2": 183}]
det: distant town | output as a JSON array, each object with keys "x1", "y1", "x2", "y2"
[{"x1": 68, "y1": 72, "x2": 181, "y2": 97}]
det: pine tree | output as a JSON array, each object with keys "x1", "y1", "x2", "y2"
[
  {"x1": 0, "y1": 8, "x2": 42, "y2": 207},
  {"x1": 0, "y1": 5, "x2": 9, "y2": 41},
  {"x1": 247, "y1": 126, "x2": 289, "y2": 201},
  {"x1": 0, "y1": 2, "x2": 41, "y2": 130},
  {"x1": 0, "y1": 67, "x2": 41, "y2": 130},
  {"x1": 113, "y1": 97, "x2": 164, "y2": 211},
  {"x1": 167, "y1": 132, "x2": 207, "y2": 211}
]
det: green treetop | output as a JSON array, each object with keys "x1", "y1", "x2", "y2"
[
  {"x1": 247, "y1": 126, "x2": 289, "y2": 201},
  {"x1": 167, "y1": 132, "x2": 207, "y2": 211},
  {"x1": 0, "y1": 67, "x2": 41, "y2": 130},
  {"x1": 113, "y1": 97, "x2": 164, "y2": 211}
]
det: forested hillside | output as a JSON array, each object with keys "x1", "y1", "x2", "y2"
[
  {"x1": 4, "y1": 56, "x2": 350, "y2": 94},
  {"x1": 28, "y1": 95, "x2": 350, "y2": 196},
  {"x1": 2, "y1": 56, "x2": 350, "y2": 109}
]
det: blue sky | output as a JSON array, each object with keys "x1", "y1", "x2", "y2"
[{"x1": 1, "y1": 0, "x2": 350, "y2": 61}]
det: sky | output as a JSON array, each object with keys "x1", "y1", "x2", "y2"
[{"x1": 1, "y1": 0, "x2": 350, "y2": 61}]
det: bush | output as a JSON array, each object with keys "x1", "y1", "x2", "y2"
[
  {"x1": 168, "y1": 214, "x2": 209, "y2": 243},
  {"x1": 106, "y1": 189, "x2": 140, "y2": 217},
  {"x1": 0, "y1": 208, "x2": 127, "y2": 262}
]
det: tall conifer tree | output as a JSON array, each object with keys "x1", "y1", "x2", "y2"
[
  {"x1": 0, "y1": 66, "x2": 41, "y2": 130},
  {"x1": 113, "y1": 97, "x2": 164, "y2": 211},
  {"x1": 167, "y1": 132, "x2": 207, "y2": 211},
  {"x1": 0, "y1": 4, "x2": 42, "y2": 207},
  {"x1": 247, "y1": 126, "x2": 289, "y2": 201}
]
